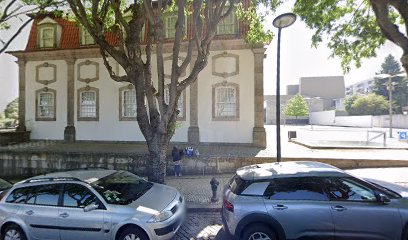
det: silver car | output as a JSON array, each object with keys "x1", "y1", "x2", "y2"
[
  {"x1": 0, "y1": 169, "x2": 185, "y2": 240},
  {"x1": 222, "y1": 161, "x2": 408, "y2": 240}
]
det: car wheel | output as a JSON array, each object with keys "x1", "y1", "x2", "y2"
[
  {"x1": 2, "y1": 224, "x2": 27, "y2": 240},
  {"x1": 241, "y1": 224, "x2": 277, "y2": 240},
  {"x1": 118, "y1": 226, "x2": 148, "y2": 240}
]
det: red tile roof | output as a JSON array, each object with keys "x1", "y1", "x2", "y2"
[{"x1": 25, "y1": 16, "x2": 119, "y2": 51}]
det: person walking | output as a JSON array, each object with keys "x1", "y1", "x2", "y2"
[{"x1": 172, "y1": 146, "x2": 183, "y2": 176}]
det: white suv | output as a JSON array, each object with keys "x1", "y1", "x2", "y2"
[{"x1": 0, "y1": 169, "x2": 185, "y2": 240}]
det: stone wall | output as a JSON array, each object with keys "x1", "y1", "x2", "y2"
[{"x1": 1, "y1": 150, "x2": 408, "y2": 179}]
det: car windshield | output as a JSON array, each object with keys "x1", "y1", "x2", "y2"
[
  {"x1": 91, "y1": 171, "x2": 153, "y2": 205},
  {"x1": 0, "y1": 178, "x2": 12, "y2": 191}
]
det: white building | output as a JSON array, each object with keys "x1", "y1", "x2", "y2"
[{"x1": 9, "y1": 10, "x2": 266, "y2": 147}]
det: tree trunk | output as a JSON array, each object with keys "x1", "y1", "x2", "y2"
[{"x1": 146, "y1": 133, "x2": 168, "y2": 184}]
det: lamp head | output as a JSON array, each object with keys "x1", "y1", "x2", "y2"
[{"x1": 273, "y1": 13, "x2": 297, "y2": 29}]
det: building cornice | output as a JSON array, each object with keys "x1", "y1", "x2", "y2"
[{"x1": 8, "y1": 39, "x2": 264, "y2": 62}]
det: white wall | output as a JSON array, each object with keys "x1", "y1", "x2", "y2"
[
  {"x1": 335, "y1": 115, "x2": 373, "y2": 128},
  {"x1": 373, "y1": 115, "x2": 408, "y2": 129},
  {"x1": 25, "y1": 48, "x2": 256, "y2": 143},
  {"x1": 198, "y1": 49, "x2": 255, "y2": 143},
  {"x1": 26, "y1": 60, "x2": 67, "y2": 140},
  {"x1": 310, "y1": 110, "x2": 335, "y2": 126}
]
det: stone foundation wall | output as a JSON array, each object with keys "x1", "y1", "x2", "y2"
[{"x1": 1, "y1": 150, "x2": 408, "y2": 179}]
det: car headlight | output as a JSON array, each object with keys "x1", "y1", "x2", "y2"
[{"x1": 147, "y1": 210, "x2": 173, "y2": 223}]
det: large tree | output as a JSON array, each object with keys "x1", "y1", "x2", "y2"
[
  {"x1": 372, "y1": 54, "x2": 408, "y2": 113},
  {"x1": 0, "y1": 0, "x2": 64, "y2": 54},
  {"x1": 65, "y1": 0, "x2": 272, "y2": 183},
  {"x1": 292, "y1": 0, "x2": 408, "y2": 74}
]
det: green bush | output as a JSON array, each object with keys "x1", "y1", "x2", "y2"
[{"x1": 346, "y1": 94, "x2": 389, "y2": 116}]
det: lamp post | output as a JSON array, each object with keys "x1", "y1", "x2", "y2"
[
  {"x1": 376, "y1": 72, "x2": 404, "y2": 138},
  {"x1": 273, "y1": 13, "x2": 296, "y2": 163}
]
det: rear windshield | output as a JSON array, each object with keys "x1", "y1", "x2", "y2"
[
  {"x1": 228, "y1": 175, "x2": 250, "y2": 195},
  {"x1": 91, "y1": 171, "x2": 153, "y2": 205}
]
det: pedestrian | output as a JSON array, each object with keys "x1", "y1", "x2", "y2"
[{"x1": 172, "y1": 146, "x2": 183, "y2": 176}]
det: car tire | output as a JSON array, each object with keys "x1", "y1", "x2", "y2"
[
  {"x1": 241, "y1": 223, "x2": 277, "y2": 240},
  {"x1": 2, "y1": 224, "x2": 27, "y2": 240},
  {"x1": 118, "y1": 226, "x2": 148, "y2": 240}
]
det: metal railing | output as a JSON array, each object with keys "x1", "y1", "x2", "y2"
[{"x1": 366, "y1": 130, "x2": 386, "y2": 146}]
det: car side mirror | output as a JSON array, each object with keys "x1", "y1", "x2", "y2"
[
  {"x1": 84, "y1": 203, "x2": 99, "y2": 212},
  {"x1": 376, "y1": 193, "x2": 390, "y2": 204}
]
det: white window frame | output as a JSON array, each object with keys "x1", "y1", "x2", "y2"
[
  {"x1": 77, "y1": 87, "x2": 99, "y2": 121},
  {"x1": 81, "y1": 28, "x2": 95, "y2": 45},
  {"x1": 216, "y1": 8, "x2": 238, "y2": 35},
  {"x1": 119, "y1": 85, "x2": 137, "y2": 121},
  {"x1": 212, "y1": 83, "x2": 239, "y2": 121},
  {"x1": 164, "y1": 86, "x2": 186, "y2": 121},
  {"x1": 39, "y1": 26, "x2": 56, "y2": 48},
  {"x1": 36, "y1": 88, "x2": 56, "y2": 121}
]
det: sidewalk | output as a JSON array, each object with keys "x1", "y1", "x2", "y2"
[{"x1": 167, "y1": 167, "x2": 408, "y2": 211}]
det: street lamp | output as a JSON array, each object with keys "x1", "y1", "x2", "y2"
[
  {"x1": 273, "y1": 13, "x2": 296, "y2": 163},
  {"x1": 376, "y1": 72, "x2": 404, "y2": 138}
]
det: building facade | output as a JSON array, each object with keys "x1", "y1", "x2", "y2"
[{"x1": 9, "y1": 9, "x2": 266, "y2": 147}]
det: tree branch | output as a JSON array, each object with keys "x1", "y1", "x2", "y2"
[{"x1": 0, "y1": 17, "x2": 32, "y2": 54}]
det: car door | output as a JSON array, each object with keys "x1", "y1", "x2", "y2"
[
  {"x1": 58, "y1": 183, "x2": 108, "y2": 240},
  {"x1": 20, "y1": 184, "x2": 62, "y2": 240},
  {"x1": 324, "y1": 177, "x2": 402, "y2": 240},
  {"x1": 263, "y1": 177, "x2": 335, "y2": 240}
]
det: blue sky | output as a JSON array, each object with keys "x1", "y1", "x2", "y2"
[{"x1": 0, "y1": 7, "x2": 403, "y2": 111}]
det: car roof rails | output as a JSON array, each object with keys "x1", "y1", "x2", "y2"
[
  {"x1": 23, "y1": 177, "x2": 83, "y2": 184},
  {"x1": 65, "y1": 167, "x2": 110, "y2": 171}
]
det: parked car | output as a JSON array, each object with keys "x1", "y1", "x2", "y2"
[
  {"x1": 0, "y1": 169, "x2": 185, "y2": 240},
  {"x1": 222, "y1": 161, "x2": 408, "y2": 240}
]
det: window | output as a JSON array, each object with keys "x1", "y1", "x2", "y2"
[
  {"x1": 164, "y1": 14, "x2": 178, "y2": 38},
  {"x1": 325, "y1": 177, "x2": 377, "y2": 202},
  {"x1": 213, "y1": 83, "x2": 239, "y2": 120},
  {"x1": 26, "y1": 184, "x2": 62, "y2": 206},
  {"x1": 217, "y1": 9, "x2": 237, "y2": 35},
  {"x1": 264, "y1": 177, "x2": 328, "y2": 201},
  {"x1": 78, "y1": 87, "x2": 99, "y2": 121},
  {"x1": 81, "y1": 28, "x2": 95, "y2": 45},
  {"x1": 36, "y1": 88, "x2": 56, "y2": 121},
  {"x1": 91, "y1": 171, "x2": 153, "y2": 205},
  {"x1": 6, "y1": 187, "x2": 32, "y2": 204},
  {"x1": 39, "y1": 26, "x2": 56, "y2": 48},
  {"x1": 119, "y1": 86, "x2": 137, "y2": 121},
  {"x1": 164, "y1": 87, "x2": 186, "y2": 120},
  {"x1": 62, "y1": 184, "x2": 98, "y2": 208}
]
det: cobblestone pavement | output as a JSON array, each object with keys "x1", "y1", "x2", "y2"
[{"x1": 172, "y1": 212, "x2": 227, "y2": 240}]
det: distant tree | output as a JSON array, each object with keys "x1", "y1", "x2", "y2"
[
  {"x1": 344, "y1": 94, "x2": 359, "y2": 114},
  {"x1": 0, "y1": 98, "x2": 18, "y2": 128},
  {"x1": 379, "y1": 54, "x2": 401, "y2": 74},
  {"x1": 4, "y1": 98, "x2": 18, "y2": 120},
  {"x1": 283, "y1": 94, "x2": 309, "y2": 120},
  {"x1": 372, "y1": 55, "x2": 408, "y2": 113},
  {"x1": 346, "y1": 94, "x2": 388, "y2": 116}
]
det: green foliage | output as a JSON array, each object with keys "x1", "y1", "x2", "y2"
[
  {"x1": 292, "y1": 0, "x2": 387, "y2": 72},
  {"x1": 346, "y1": 94, "x2": 388, "y2": 116},
  {"x1": 344, "y1": 94, "x2": 359, "y2": 114},
  {"x1": 0, "y1": 98, "x2": 18, "y2": 128},
  {"x1": 379, "y1": 54, "x2": 401, "y2": 74},
  {"x1": 4, "y1": 98, "x2": 18, "y2": 120},
  {"x1": 283, "y1": 94, "x2": 309, "y2": 118},
  {"x1": 372, "y1": 55, "x2": 408, "y2": 113}
]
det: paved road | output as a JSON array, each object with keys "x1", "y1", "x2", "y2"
[{"x1": 173, "y1": 212, "x2": 227, "y2": 240}]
